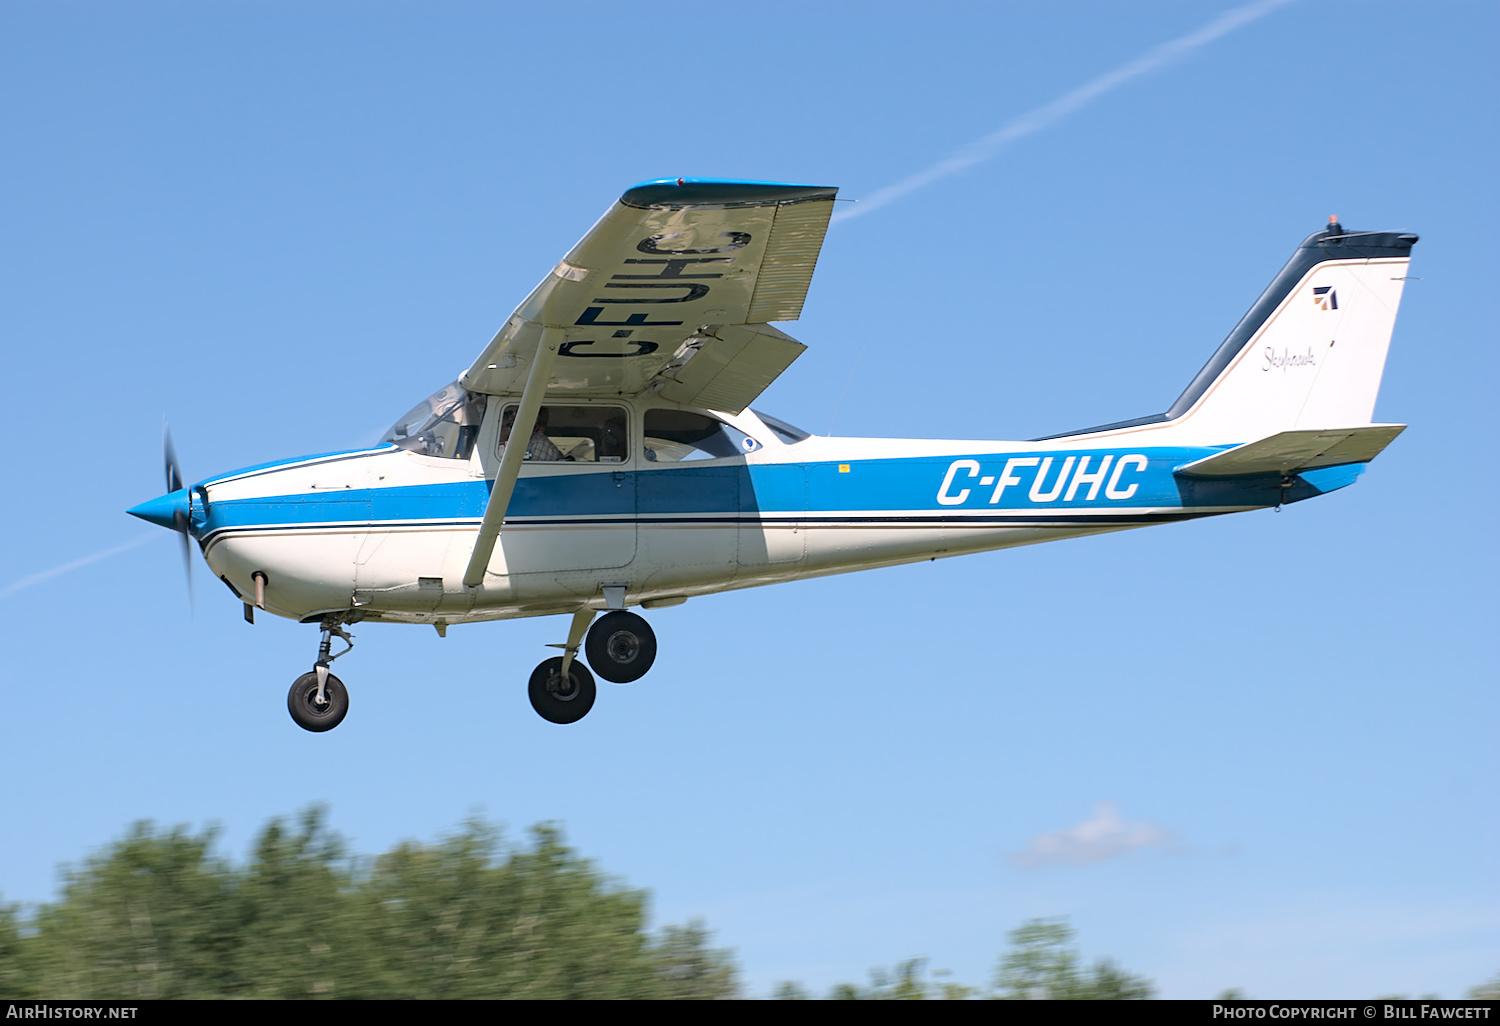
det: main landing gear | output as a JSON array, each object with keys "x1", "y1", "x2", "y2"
[
  {"x1": 527, "y1": 609, "x2": 657, "y2": 724},
  {"x1": 528, "y1": 658, "x2": 596, "y2": 724},
  {"x1": 287, "y1": 620, "x2": 354, "y2": 732},
  {"x1": 586, "y1": 611, "x2": 657, "y2": 684}
]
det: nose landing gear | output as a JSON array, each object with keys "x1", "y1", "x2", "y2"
[{"x1": 287, "y1": 621, "x2": 354, "y2": 732}]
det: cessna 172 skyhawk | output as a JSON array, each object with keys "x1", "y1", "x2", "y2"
[{"x1": 128, "y1": 179, "x2": 1417, "y2": 731}]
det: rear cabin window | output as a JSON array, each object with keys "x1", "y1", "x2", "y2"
[
  {"x1": 499, "y1": 405, "x2": 627, "y2": 463},
  {"x1": 752, "y1": 409, "x2": 811, "y2": 445},
  {"x1": 643, "y1": 410, "x2": 760, "y2": 462}
]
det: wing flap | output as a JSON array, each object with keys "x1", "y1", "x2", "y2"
[
  {"x1": 656, "y1": 323, "x2": 807, "y2": 415},
  {"x1": 1174, "y1": 424, "x2": 1406, "y2": 477}
]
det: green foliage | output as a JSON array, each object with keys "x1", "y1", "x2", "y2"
[
  {"x1": 234, "y1": 805, "x2": 359, "y2": 998},
  {"x1": 777, "y1": 915, "x2": 1153, "y2": 1000},
  {"x1": 1469, "y1": 971, "x2": 1500, "y2": 1000},
  {"x1": 0, "y1": 899, "x2": 37, "y2": 999},
  {"x1": 358, "y1": 820, "x2": 665, "y2": 999},
  {"x1": 4, "y1": 809, "x2": 738, "y2": 999},
  {"x1": 24, "y1": 822, "x2": 238, "y2": 999},
  {"x1": 772, "y1": 979, "x2": 811, "y2": 999},
  {"x1": 650, "y1": 919, "x2": 740, "y2": 1000},
  {"x1": 994, "y1": 917, "x2": 1154, "y2": 1000},
  {"x1": 815, "y1": 958, "x2": 978, "y2": 1000}
]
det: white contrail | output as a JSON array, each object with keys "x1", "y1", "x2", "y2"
[
  {"x1": 832, "y1": 0, "x2": 1296, "y2": 223},
  {"x1": 0, "y1": 534, "x2": 158, "y2": 601}
]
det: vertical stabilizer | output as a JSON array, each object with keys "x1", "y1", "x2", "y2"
[
  {"x1": 1160, "y1": 221, "x2": 1417, "y2": 445},
  {"x1": 1045, "y1": 222, "x2": 1417, "y2": 447}
]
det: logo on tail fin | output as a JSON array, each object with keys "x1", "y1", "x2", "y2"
[{"x1": 1313, "y1": 286, "x2": 1338, "y2": 311}]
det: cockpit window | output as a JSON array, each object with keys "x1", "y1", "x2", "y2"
[
  {"x1": 751, "y1": 409, "x2": 811, "y2": 444},
  {"x1": 499, "y1": 405, "x2": 627, "y2": 463},
  {"x1": 644, "y1": 410, "x2": 760, "y2": 462},
  {"x1": 383, "y1": 381, "x2": 488, "y2": 459}
]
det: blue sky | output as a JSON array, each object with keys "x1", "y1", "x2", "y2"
[{"x1": 1, "y1": 0, "x2": 1495, "y2": 998}]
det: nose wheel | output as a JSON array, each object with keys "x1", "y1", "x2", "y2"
[
  {"x1": 288, "y1": 620, "x2": 354, "y2": 732},
  {"x1": 288, "y1": 670, "x2": 349, "y2": 732}
]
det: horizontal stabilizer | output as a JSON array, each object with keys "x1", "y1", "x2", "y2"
[{"x1": 1174, "y1": 424, "x2": 1405, "y2": 478}]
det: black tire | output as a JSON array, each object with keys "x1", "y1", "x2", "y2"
[
  {"x1": 528, "y1": 658, "x2": 597, "y2": 724},
  {"x1": 287, "y1": 671, "x2": 349, "y2": 732},
  {"x1": 585, "y1": 611, "x2": 657, "y2": 684}
]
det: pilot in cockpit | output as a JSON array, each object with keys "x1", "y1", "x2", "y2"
[{"x1": 500, "y1": 406, "x2": 562, "y2": 462}]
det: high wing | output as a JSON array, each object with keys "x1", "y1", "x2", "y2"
[
  {"x1": 459, "y1": 178, "x2": 837, "y2": 588},
  {"x1": 460, "y1": 178, "x2": 838, "y2": 416}
]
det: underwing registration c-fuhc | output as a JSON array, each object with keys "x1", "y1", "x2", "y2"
[{"x1": 127, "y1": 179, "x2": 1418, "y2": 731}]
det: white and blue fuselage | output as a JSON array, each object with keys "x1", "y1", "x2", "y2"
[{"x1": 130, "y1": 404, "x2": 1364, "y2": 628}]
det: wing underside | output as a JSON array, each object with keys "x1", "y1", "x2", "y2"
[{"x1": 460, "y1": 179, "x2": 837, "y2": 415}]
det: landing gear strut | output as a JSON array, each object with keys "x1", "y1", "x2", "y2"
[{"x1": 287, "y1": 621, "x2": 353, "y2": 732}]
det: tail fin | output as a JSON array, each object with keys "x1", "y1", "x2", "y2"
[
  {"x1": 1046, "y1": 221, "x2": 1417, "y2": 446},
  {"x1": 1163, "y1": 220, "x2": 1417, "y2": 444}
]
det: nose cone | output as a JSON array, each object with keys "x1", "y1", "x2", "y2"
[{"x1": 128, "y1": 489, "x2": 190, "y2": 531}]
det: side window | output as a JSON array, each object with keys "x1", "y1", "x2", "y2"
[
  {"x1": 643, "y1": 410, "x2": 761, "y2": 463},
  {"x1": 751, "y1": 409, "x2": 812, "y2": 445},
  {"x1": 499, "y1": 405, "x2": 627, "y2": 463}
]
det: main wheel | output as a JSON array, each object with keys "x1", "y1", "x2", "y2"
[
  {"x1": 585, "y1": 611, "x2": 657, "y2": 684},
  {"x1": 528, "y1": 658, "x2": 597, "y2": 724},
  {"x1": 287, "y1": 671, "x2": 349, "y2": 732}
]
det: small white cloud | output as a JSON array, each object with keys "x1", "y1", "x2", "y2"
[{"x1": 1010, "y1": 803, "x2": 1174, "y2": 869}]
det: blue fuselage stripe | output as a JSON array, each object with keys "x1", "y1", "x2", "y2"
[{"x1": 195, "y1": 448, "x2": 1366, "y2": 541}]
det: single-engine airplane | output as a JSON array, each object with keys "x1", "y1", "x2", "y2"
[{"x1": 128, "y1": 179, "x2": 1417, "y2": 731}]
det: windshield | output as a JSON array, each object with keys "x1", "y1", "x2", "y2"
[{"x1": 382, "y1": 381, "x2": 489, "y2": 459}]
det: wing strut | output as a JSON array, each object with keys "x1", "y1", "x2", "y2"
[{"x1": 462, "y1": 328, "x2": 561, "y2": 588}]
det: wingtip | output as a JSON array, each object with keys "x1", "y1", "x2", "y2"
[{"x1": 621, "y1": 179, "x2": 838, "y2": 209}]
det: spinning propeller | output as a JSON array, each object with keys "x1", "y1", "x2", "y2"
[{"x1": 162, "y1": 421, "x2": 194, "y2": 603}]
